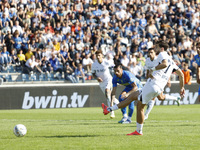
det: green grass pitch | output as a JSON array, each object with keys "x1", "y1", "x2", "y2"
[{"x1": 0, "y1": 105, "x2": 200, "y2": 150}]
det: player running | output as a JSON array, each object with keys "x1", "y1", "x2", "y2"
[
  {"x1": 144, "y1": 48, "x2": 180, "y2": 120},
  {"x1": 102, "y1": 41, "x2": 185, "y2": 135},
  {"x1": 111, "y1": 64, "x2": 143, "y2": 124},
  {"x1": 92, "y1": 50, "x2": 118, "y2": 118}
]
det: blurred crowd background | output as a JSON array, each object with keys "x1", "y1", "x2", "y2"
[{"x1": 0, "y1": 0, "x2": 199, "y2": 83}]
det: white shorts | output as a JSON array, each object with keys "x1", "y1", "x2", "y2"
[
  {"x1": 99, "y1": 80, "x2": 113, "y2": 95},
  {"x1": 142, "y1": 78, "x2": 162, "y2": 104}
]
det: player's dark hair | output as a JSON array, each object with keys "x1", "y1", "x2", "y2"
[
  {"x1": 158, "y1": 41, "x2": 169, "y2": 51},
  {"x1": 114, "y1": 63, "x2": 122, "y2": 69},
  {"x1": 95, "y1": 50, "x2": 103, "y2": 55},
  {"x1": 148, "y1": 48, "x2": 154, "y2": 51}
]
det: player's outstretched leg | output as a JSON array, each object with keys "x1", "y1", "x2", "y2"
[
  {"x1": 158, "y1": 94, "x2": 181, "y2": 106},
  {"x1": 144, "y1": 100, "x2": 155, "y2": 120}
]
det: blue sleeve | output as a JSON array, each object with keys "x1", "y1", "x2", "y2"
[
  {"x1": 112, "y1": 76, "x2": 117, "y2": 87},
  {"x1": 127, "y1": 72, "x2": 135, "y2": 85}
]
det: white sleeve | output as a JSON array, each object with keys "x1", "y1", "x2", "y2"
[
  {"x1": 157, "y1": 52, "x2": 169, "y2": 63},
  {"x1": 171, "y1": 60, "x2": 179, "y2": 71},
  {"x1": 144, "y1": 58, "x2": 150, "y2": 70},
  {"x1": 91, "y1": 63, "x2": 95, "y2": 73}
]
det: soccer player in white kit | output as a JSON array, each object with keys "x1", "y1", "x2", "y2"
[
  {"x1": 102, "y1": 41, "x2": 185, "y2": 135},
  {"x1": 144, "y1": 48, "x2": 181, "y2": 120},
  {"x1": 92, "y1": 50, "x2": 118, "y2": 118}
]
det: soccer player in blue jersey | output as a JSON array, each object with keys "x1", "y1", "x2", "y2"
[
  {"x1": 194, "y1": 44, "x2": 200, "y2": 102},
  {"x1": 111, "y1": 64, "x2": 143, "y2": 124}
]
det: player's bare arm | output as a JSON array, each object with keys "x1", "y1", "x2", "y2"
[
  {"x1": 92, "y1": 72, "x2": 103, "y2": 82},
  {"x1": 121, "y1": 82, "x2": 138, "y2": 99},
  {"x1": 167, "y1": 78, "x2": 171, "y2": 87},
  {"x1": 154, "y1": 59, "x2": 168, "y2": 70},
  {"x1": 111, "y1": 86, "x2": 117, "y2": 106},
  {"x1": 175, "y1": 68, "x2": 185, "y2": 98}
]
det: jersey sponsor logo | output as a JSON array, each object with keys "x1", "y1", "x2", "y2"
[
  {"x1": 96, "y1": 69, "x2": 106, "y2": 72},
  {"x1": 22, "y1": 90, "x2": 89, "y2": 109}
]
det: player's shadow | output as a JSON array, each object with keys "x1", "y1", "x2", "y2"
[{"x1": 37, "y1": 135, "x2": 100, "y2": 138}]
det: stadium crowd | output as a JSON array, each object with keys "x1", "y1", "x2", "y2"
[{"x1": 0, "y1": 0, "x2": 199, "y2": 83}]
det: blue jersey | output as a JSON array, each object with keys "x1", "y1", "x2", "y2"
[
  {"x1": 112, "y1": 70, "x2": 143, "y2": 89},
  {"x1": 194, "y1": 54, "x2": 200, "y2": 66}
]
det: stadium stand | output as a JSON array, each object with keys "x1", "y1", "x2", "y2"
[{"x1": 0, "y1": 0, "x2": 199, "y2": 84}]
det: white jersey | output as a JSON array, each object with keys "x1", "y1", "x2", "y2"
[
  {"x1": 145, "y1": 56, "x2": 158, "y2": 70},
  {"x1": 91, "y1": 59, "x2": 113, "y2": 82},
  {"x1": 152, "y1": 51, "x2": 179, "y2": 90}
]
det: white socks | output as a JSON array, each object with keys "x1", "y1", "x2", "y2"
[
  {"x1": 110, "y1": 104, "x2": 119, "y2": 111},
  {"x1": 165, "y1": 94, "x2": 177, "y2": 101},
  {"x1": 136, "y1": 122, "x2": 143, "y2": 134},
  {"x1": 145, "y1": 100, "x2": 155, "y2": 116},
  {"x1": 107, "y1": 98, "x2": 111, "y2": 107},
  {"x1": 123, "y1": 114, "x2": 128, "y2": 118}
]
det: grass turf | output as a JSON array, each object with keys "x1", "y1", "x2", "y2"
[{"x1": 0, "y1": 105, "x2": 199, "y2": 150}]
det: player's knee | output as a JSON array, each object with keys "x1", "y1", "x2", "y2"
[{"x1": 157, "y1": 96, "x2": 165, "y2": 101}]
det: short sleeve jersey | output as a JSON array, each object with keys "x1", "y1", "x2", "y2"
[
  {"x1": 91, "y1": 59, "x2": 113, "y2": 82},
  {"x1": 152, "y1": 52, "x2": 179, "y2": 89},
  {"x1": 112, "y1": 70, "x2": 143, "y2": 89},
  {"x1": 145, "y1": 56, "x2": 158, "y2": 69}
]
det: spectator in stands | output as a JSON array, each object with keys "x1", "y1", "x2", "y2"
[
  {"x1": 53, "y1": 39, "x2": 61, "y2": 52},
  {"x1": 182, "y1": 61, "x2": 192, "y2": 85},
  {"x1": 24, "y1": 55, "x2": 43, "y2": 74},
  {"x1": 21, "y1": 33, "x2": 30, "y2": 53},
  {"x1": 49, "y1": 53, "x2": 63, "y2": 75},
  {"x1": 13, "y1": 30, "x2": 22, "y2": 52},
  {"x1": 0, "y1": 13, "x2": 13, "y2": 29},
  {"x1": 12, "y1": 21, "x2": 23, "y2": 35},
  {"x1": 17, "y1": 49, "x2": 26, "y2": 66},
  {"x1": 45, "y1": 21, "x2": 54, "y2": 33},
  {"x1": 0, "y1": 0, "x2": 199, "y2": 83},
  {"x1": 146, "y1": 20, "x2": 160, "y2": 40},
  {"x1": 29, "y1": 38, "x2": 37, "y2": 53},
  {"x1": 120, "y1": 53, "x2": 129, "y2": 70},
  {"x1": 82, "y1": 53, "x2": 93, "y2": 73},
  {"x1": 72, "y1": 52, "x2": 82, "y2": 70},
  {"x1": 1, "y1": 21, "x2": 11, "y2": 35},
  {"x1": 25, "y1": 48, "x2": 34, "y2": 60},
  {"x1": 76, "y1": 38, "x2": 85, "y2": 52},
  {"x1": 65, "y1": 62, "x2": 76, "y2": 83},
  {"x1": 129, "y1": 60, "x2": 143, "y2": 81},
  {"x1": 1, "y1": 46, "x2": 11, "y2": 67},
  {"x1": 74, "y1": 63, "x2": 85, "y2": 83},
  {"x1": 41, "y1": 56, "x2": 51, "y2": 74},
  {"x1": 10, "y1": 48, "x2": 19, "y2": 65}
]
